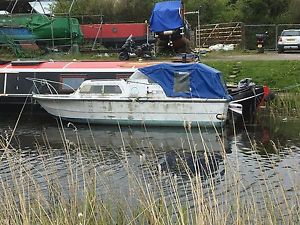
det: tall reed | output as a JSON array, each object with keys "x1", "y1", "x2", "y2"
[
  {"x1": 0, "y1": 120, "x2": 299, "y2": 225},
  {"x1": 268, "y1": 92, "x2": 300, "y2": 118}
]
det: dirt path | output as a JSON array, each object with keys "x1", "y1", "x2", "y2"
[{"x1": 204, "y1": 52, "x2": 300, "y2": 61}]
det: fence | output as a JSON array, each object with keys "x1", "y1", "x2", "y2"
[
  {"x1": 196, "y1": 22, "x2": 243, "y2": 48},
  {"x1": 194, "y1": 23, "x2": 300, "y2": 50},
  {"x1": 244, "y1": 24, "x2": 300, "y2": 50}
]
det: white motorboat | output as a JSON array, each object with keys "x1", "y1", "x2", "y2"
[{"x1": 32, "y1": 62, "x2": 236, "y2": 127}]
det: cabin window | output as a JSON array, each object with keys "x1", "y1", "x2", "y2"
[
  {"x1": 103, "y1": 85, "x2": 122, "y2": 94},
  {"x1": 90, "y1": 85, "x2": 103, "y2": 93},
  {"x1": 60, "y1": 75, "x2": 86, "y2": 92},
  {"x1": 79, "y1": 85, "x2": 122, "y2": 94},
  {"x1": 79, "y1": 85, "x2": 92, "y2": 93},
  {"x1": 79, "y1": 85, "x2": 102, "y2": 94},
  {"x1": 116, "y1": 74, "x2": 131, "y2": 79},
  {"x1": 173, "y1": 72, "x2": 190, "y2": 94}
]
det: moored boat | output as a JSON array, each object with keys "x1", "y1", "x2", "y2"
[
  {"x1": 0, "y1": 60, "x2": 156, "y2": 109},
  {"x1": 32, "y1": 62, "x2": 234, "y2": 127},
  {"x1": 228, "y1": 78, "x2": 274, "y2": 122}
]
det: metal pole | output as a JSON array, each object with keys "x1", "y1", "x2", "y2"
[
  {"x1": 92, "y1": 14, "x2": 103, "y2": 50},
  {"x1": 145, "y1": 20, "x2": 149, "y2": 45},
  {"x1": 68, "y1": 0, "x2": 76, "y2": 15},
  {"x1": 11, "y1": 0, "x2": 19, "y2": 13},
  {"x1": 51, "y1": 16, "x2": 55, "y2": 49},
  {"x1": 184, "y1": 9, "x2": 201, "y2": 50},
  {"x1": 275, "y1": 25, "x2": 278, "y2": 51},
  {"x1": 197, "y1": 10, "x2": 200, "y2": 49},
  {"x1": 184, "y1": 10, "x2": 200, "y2": 48},
  {"x1": 38, "y1": 0, "x2": 46, "y2": 15},
  {"x1": 4, "y1": 73, "x2": 7, "y2": 95},
  {"x1": 68, "y1": 0, "x2": 76, "y2": 50}
]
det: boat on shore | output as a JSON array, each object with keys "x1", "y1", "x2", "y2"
[
  {"x1": 150, "y1": 0, "x2": 191, "y2": 53},
  {"x1": 32, "y1": 62, "x2": 234, "y2": 127}
]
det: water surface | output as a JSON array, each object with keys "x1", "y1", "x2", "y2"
[{"x1": 0, "y1": 112, "x2": 299, "y2": 218}]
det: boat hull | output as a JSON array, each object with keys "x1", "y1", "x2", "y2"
[
  {"x1": 229, "y1": 85, "x2": 265, "y2": 122},
  {"x1": 34, "y1": 96, "x2": 229, "y2": 127}
]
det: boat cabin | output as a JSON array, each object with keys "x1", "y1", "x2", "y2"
[{"x1": 74, "y1": 75, "x2": 166, "y2": 99}]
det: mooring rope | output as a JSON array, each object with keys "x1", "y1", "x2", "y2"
[{"x1": 1, "y1": 87, "x2": 34, "y2": 160}]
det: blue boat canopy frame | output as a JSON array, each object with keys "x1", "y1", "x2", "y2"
[
  {"x1": 138, "y1": 63, "x2": 231, "y2": 100},
  {"x1": 149, "y1": 0, "x2": 184, "y2": 32}
]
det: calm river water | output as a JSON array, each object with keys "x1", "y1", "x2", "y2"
[{"x1": 0, "y1": 111, "x2": 299, "y2": 219}]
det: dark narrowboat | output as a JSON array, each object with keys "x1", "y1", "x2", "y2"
[{"x1": 0, "y1": 60, "x2": 156, "y2": 110}]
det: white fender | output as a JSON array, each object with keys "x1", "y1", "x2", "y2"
[{"x1": 229, "y1": 103, "x2": 243, "y2": 115}]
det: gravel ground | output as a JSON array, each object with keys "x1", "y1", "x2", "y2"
[{"x1": 204, "y1": 51, "x2": 300, "y2": 61}]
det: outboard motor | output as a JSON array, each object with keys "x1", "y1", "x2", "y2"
[{"x1": 237, "y1": 78, "x2": 254, "y2": 88}]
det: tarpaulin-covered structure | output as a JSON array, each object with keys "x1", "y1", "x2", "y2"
[
  {"x1": 149, "y1": 1, "x2": 183, "y2": 32},
  {"x1": 139, "y1": 63, "x2": 231, "y2": 100}
]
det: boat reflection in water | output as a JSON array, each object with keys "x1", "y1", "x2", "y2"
[{"x1": 43, "y1": 123, "x2": 229, "y2": 180}]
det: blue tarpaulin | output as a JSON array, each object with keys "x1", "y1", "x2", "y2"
[
  {"x1": 149, "y1": 1, "x2": 183, "y2": 32},
  {"x1": 139, "y1": 63, "x2": 231, "y2": 100}
]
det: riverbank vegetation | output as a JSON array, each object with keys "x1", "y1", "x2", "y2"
[
  {"x1": 204, "y1": 59, "x2": 300, "y2": 92},
  {"x1": 268, "y1": 92, "x2": 300, "y2": 118},
  {"x1": 0, "y1": 119, "x2": 299, "y2": 224},
  {"x1": 54, "y1": 0, "x2": 300, "y2": 25}
]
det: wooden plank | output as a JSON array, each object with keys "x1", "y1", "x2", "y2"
[{"x1": 195, "y1": 22, "x2": 243, "y2": 48}]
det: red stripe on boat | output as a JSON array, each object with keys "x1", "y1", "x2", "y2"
[{"x1": 81, "y1": 23, "x2": 147, "y2": 39}]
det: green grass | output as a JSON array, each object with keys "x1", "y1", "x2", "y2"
[{"x1": 205, "y1": 60, "x2": 300, "y2": 92}]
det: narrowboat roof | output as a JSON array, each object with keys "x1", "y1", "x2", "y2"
[{"x1": 0, "y1": 60, "x2": 160, "y2": 73}]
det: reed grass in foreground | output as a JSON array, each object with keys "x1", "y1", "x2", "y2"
[
  {"x1": 267, "y1": 92, "x2": 300, "y2": 118},
  {"x1": 0, "y1": 121, "x2": 299, "y2": 225}
]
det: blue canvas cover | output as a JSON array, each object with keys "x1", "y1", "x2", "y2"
[
  {"x1": 149, "y1": 1, "x2": 183, "y2": 32},
  {"x1": 139, "y1": 63, "x2": 231, "y2": 100}
]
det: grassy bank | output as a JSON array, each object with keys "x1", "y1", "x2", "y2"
[{"x1": 204, "y1": 60, "x2": 300, "y2": 92}]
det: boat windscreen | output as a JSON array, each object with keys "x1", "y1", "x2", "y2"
[{"x1": 128, "y1": 70, "x2": 155, "y2": 83}]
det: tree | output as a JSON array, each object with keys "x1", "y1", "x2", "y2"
[
  {"x1": 234, "y1": 0, "x2": 289, "y2": 24},
  {"x1": 54, "y1": 0, "x2": 155, "y2": 23},
  {"x1": 185, "y1": 0, "x2": 236, "y2": 26},
  {"x1": 280, "y1": 0, "x2": 300, "y2": 23},
  {"x1": 53, "y1": 0, "x2": 299, "y2": 25}
]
